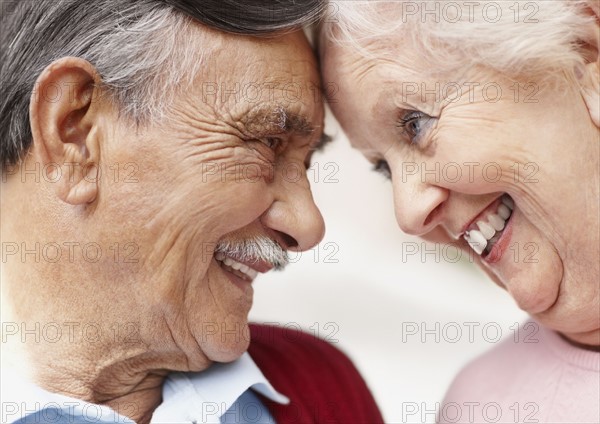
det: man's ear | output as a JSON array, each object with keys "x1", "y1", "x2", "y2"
[
  {"x1": 579, "y1": 0, "x2": 600, "y2": 127},
  {"x1": 29, "y1": 57, "x2": 103, "y2": 205}
]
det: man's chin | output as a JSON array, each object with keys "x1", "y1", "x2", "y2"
[{"x1": 200, "y1": 321, "x2": 252, "y2": 363}]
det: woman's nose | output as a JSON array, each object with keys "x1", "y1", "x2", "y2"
[{"x1": 392, "y1": 164, "x2": 448, "y2": 236}]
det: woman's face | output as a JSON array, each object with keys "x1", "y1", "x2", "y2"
[{"x1": 322, "y1": 38, "x2": 600, "y2": 345}]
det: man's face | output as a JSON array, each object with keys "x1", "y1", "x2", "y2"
[{"x1": 93, "y1": 30, "x2": 325, "y2": 365}]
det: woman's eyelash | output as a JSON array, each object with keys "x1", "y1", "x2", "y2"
[
  {"x1": 398, "y1": 111, "x2": 424, "y2": 126},
  {"x1": 373, "y1": 159, "x2": 392, "y2": 179},
  {"x1": 397, "y1": 110, "x2": 431, "y2": 144}
]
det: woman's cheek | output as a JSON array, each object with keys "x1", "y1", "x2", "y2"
[
  {"x1": 425, "y1": 143, "x2": 527, "y2": 195},
  {"x1": 419, "y1": 157, "x2": 514, "y2": 194}
]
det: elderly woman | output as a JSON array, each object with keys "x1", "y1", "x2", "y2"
[{"x1": 320, "y1": 0, "x2": 599, "y2": 422}]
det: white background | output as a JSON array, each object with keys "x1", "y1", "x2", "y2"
[{"x1": 249, "y1": 114, "x2": 527, "y2": 423}]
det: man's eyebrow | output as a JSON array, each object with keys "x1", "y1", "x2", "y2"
[{"x1": 242, "y1": 106, "x2": 316, "y2": 137}]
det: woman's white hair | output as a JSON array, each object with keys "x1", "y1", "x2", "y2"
[{"x1": 322, "y1": 0, "x2": 596, "y2": 82}]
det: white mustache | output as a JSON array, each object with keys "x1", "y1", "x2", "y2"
[{"x1": 214, "y1": 236, "x2": 289, "y2": 271}]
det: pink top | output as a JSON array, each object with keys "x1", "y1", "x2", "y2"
[{"x1": 439, "y1": 321, "x2": 600, "y2": 424}]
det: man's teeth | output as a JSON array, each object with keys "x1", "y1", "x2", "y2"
[
  {"x1": 464, "y1": 195, "x2": 514, "y2": 256},
  {"x1": 214, "y1": 252, "x2": 258, "y2": 280}
]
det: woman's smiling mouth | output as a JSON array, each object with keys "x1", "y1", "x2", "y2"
[{"x1": 463, "y1": 194, "x2": 515, "y2": 259}]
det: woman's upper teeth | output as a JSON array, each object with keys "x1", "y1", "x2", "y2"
[
  {"x1": 497, "y1": 203, "x2": 511, "y2": 220},
  {"x1": 487, "y1": 214, "x2": 506, "y2": 232},
  {"x1": 464, "y1": 195, "x2": 514, "y2": 255},
  {"x1": 465, "y1": 229, "x2": 487, "y2": 255},
  {"x1": 501, "y1": 195, "x2": 514, "y2": 210},
  {"x1": 476, "y1": 220, "x2": 495, "y2": 239}
]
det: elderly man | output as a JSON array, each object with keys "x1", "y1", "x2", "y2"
[{"x1": 0, "y1": 1, "x2": 383, "y2": 423}]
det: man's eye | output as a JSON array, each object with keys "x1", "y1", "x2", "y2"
[
  {"x1": 373, "y1": 159, "x2": 392, "y2": 180},
  {"x1": 258, "y1": 137, "x2": 283, "y2": 150},
  {"x1": 398, "y1": 110, "x2": 433, "y2": 144}
]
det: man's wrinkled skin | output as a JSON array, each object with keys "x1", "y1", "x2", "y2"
[{"x1": 1, "y1": 27, "x2": 325, "y2": 423}]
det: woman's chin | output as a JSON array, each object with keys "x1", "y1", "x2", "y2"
[
  {"x1": 479, "y1": 209, "x2": 564, "y2": 316},
  {"x1": 512, "y1": 280, "x2": 560, "y2": 316}
]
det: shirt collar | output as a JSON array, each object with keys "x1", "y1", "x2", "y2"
[
  {"x1": 2, "y1": 352, "x2": 288, "y2": 424},
  {"x1": 1, "y1": 368, "x2": 133, "y2": 423},
  {"x1": 152, "y1": 352, "x2": 289, "y2": 423}
]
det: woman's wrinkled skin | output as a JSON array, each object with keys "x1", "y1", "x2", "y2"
[{"x1": 321, "y1": 10, "x2": 600, "y2": 347}]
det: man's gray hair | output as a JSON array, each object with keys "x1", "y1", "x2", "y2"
[{"x1": 0, "y1": 0, "x2": 326, "y2": 167}]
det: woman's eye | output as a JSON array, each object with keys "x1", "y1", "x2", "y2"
[
  {"x1": 258, "y1": 137, "x2": 282, "y2": 150},
  {"x1": 398, "y1": 110, "x2": 433, "y2": 144},
  {"x1": 373, "y1": 159, "x2": 392, "y2": 180}
]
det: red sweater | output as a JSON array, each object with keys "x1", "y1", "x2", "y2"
[{"x1": 248, "y1": 324, "x2": 384, "y2": 424}]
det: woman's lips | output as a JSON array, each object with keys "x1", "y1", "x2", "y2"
[
  {"x1": 463, "y1": 194, "x2": 515, "y2": 257},
  {"x1": 484, "y1": 210, "x2": 514, "y2": 263}
]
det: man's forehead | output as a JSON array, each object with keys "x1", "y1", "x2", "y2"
[
  {"x1": 177, "y1": 26, "x2": 325, "y2": 141},
  {"x1": 196, "y1": 47, "x2": 321, "y2": 106},
  {"x1": 202, "y1": 27, "x2": 316, "y2": 66},
  {"x1": 208, "y1": 56, "x2": 320, "y2": 84}
]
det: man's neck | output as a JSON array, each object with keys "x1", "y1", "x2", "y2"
[
  {"x1": 2, "y1": 329, "x2": 169, "y2": 423},
  {"x1": 101, "y1": 372, "x2": 166, "y2": 424}
]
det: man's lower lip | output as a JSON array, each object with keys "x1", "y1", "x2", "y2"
[{"x1": 484, "y1": 211, "x2": 514, "y2": 263}]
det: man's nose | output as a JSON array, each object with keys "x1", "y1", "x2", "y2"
[
  {"x1": 392, "y1": 164, "x2": 448, "y2": 236},
  {"x1": 260, "y1": 167, "x2": 325, "y2": 252}
]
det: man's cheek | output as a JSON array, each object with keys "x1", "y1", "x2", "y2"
[
  {"x1": 185, "y1": 178, "x2": 272, "y2": 237},
  {"x1": 195, "y1": 152, "x2": 273, "y2": 184},
  {"x1": 221, "y1": 180, "x2": 272, "y2": 223}
]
